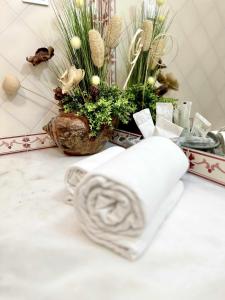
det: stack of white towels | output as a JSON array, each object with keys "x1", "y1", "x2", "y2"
[{"x1": 65, "y1": 137, "x2": 189, "y2": 260}]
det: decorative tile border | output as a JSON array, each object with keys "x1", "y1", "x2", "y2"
[
  {"x1": 2, "y1": 129, "x2": 225, "y2": 187},
  {"x1": 0, "y1": 133, "x2": 56, "y2": 156},
  {"x1": 183, "y1": 148, "x2": 225, "y2": 187}
]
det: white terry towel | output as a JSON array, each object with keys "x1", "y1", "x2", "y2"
[
  {"x1": 75, "y1": 137, "x2": 189, "y2": 260},
  {"x1": 65, "y1": 146, "x2": 125, "y2": 196}
]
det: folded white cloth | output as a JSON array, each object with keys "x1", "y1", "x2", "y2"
[
  {"x1": 65, "y1": 146, "x2": 125, "y2": 196},
  {"x1": 75, "y1": 137, "x2": 189, "y2": 260}
]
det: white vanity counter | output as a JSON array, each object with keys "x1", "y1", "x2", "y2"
[{"x1": 0, "y1": 147, "x2": 225, "y2": 300}]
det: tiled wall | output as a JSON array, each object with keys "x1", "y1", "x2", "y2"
[
  {"x1": 0, "y1": 0, "x2": 58, "y2": 138},
  {"x1": 167, "y1": 0, "x2": 225, "y2": 130},
  {"x1": 0, "y1": 0, "x2": 225, "y2": 138}
]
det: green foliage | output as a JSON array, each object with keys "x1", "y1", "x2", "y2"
[
  {"x1": 51, "y1": 1, "x2": 176, "y2": 137},
  {"x1": 112, "y1": 95, "x2": 136, "y2": 125},
  {"x1": 62, "y1": 83, "x2": 176, "y2": 135},
  {"x1": 62, "y1": 84, "x2": 137, "y2": 137},
  {"x1": 63, "y1": 89, "x2": 86, "y2": 112},
  {"x1": 124, "y1": 84, "x2": 177, "y2": 123},
  {"x1": 79, "y1": 98, "x2": 113, "y2": 137}
]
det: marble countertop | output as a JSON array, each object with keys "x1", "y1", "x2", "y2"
[{"x1": 1, "y1": 147, "x2": 225, "y2": 300}]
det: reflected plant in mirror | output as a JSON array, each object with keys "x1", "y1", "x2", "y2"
[
  {"x1": 117, "y1": 0, "x2": 225, "y2": 159},
  {"x1": 119, "y1": 0, "x2": 179, "y2": 133}
]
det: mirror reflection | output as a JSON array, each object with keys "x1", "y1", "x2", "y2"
[{"x1": 117, "y1": 0, "x2": 225, "y2": 157}]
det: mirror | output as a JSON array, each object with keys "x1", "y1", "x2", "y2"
[{"x1": 116, "y1": 0, "x2": 225, "y2": 157}]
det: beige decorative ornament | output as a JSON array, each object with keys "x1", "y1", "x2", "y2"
[
  {"x1": 2, "y1": 74, "x2": 21, "y2": 96},
  {"x1": 141, "y1": 20, "x2": 153, "y2": 51},
  {"x1": 75, "y1": 0, "x2": 84, "y2": 8},
  {"x1": 59, "y1": 66, "x2": 85, "y2": 94},
  {"x1": 70, "y1": 36, "x2": 81, "y2": 49},
  {"x1": 147, "y1": 76, "x2": 156, "y2": 86},
  {"x1": 105, "y1": 15, "x2": 123, "y2": 49},
  {"x1": 158, "y1": 15, "x2": 166, "y2": 23},
  {"x1": 89, "y1": 29, "x2": 105, "y2": 68},
  {"x1": 149, "y1": 37, "x2": 166, "y2": 70},
  {"x1": 123, "y1": 28, "x2": 143, "y2": 89},
  {"x1": 91, "y1": 75, "x2": 100, "y2": 86},
  {"x1": 156, "y1": 0, "x2": 166, "y2": 6}
]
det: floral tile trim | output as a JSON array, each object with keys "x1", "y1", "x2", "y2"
[
  {"x1": 183, "y1": 148, "x2": 225, "y2": 187},
  {"x1": 0, "y1": 133, "x2": 56, "y2": 155}
]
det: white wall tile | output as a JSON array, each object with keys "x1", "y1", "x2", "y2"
[
  {"x1": 0, "y1": 20, "x2": 44, "y2": 75},
  {"x1": 167, "y1": 0, "x2": 225, "y2": 128},
  {"x1": 0, "y1": 2, "x2": 57, "y2": 138},
  {"x1": 176, "y1": 0, "x2": 199, "y2": 36},
  {"x1": 202, "y1": 7, "x2": 223, "y2": 41},
  {"x1": 0, "y1": 1, "x2": 17, "y2": 33},
  {"x1": 7, "y1": 0, "x2": 28, "y2": 15},
  {"x1": 0, "y1": 108, "x2": 29, "y2": 137}
]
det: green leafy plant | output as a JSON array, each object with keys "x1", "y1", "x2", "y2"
[
  {"x1": 61, "y1": 84, "x2": 136, "y2": 136},
  {"x1": 118, "y1": 0, "x2": 178, "y2": 132},
  {"x1": 50, "y1": 0, "x2": 137, "y2": 137},
  {"x1": 124, "y1": 84, "x2": 177, "y2": 123}
]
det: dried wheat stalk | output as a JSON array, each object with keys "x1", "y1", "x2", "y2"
[
  {"x1": 105, "y1": 16, "x2": 123, "y2": 49},
  {"x1": 141, "y1": 20, "x2": 153, "y2": 51},
  {"x1": 149, "y1": 37, "x2": 166, "y2": 69},
  {"x1": 89, "y1": 29, "x2": 105, "y2": 68}
]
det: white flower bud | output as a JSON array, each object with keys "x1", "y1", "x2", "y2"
[
  {"x1": 75, "y1": 0, "x2": 84, "y2": 8},
  {"x1": 158, "y1": 15, "x2": 166, "y2": 22},
  {"x1": 156, "y1": 0, "x2": 166, "y2": 6},
  {"x1": 70, "y1": 36, "x2": 81, "y2": 49},
  {"x1": 91, "y1": 75, "x2": 100, "y2": 86},
  {"x1": 147, "y1": 76, "x2": 156, "y2": 86}
]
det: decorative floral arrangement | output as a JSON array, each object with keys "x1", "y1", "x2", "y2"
[
  {"x1": 1, "y1": 0, "x2": 181, "y2": 154},
  {"x1": 121, "y1": 0, "x2": 179, "y2": 129},
  {"x1": 50, "y1": 0, "x2": 136, "y2": 138}
]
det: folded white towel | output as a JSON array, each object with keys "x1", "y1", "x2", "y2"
[
  {"x1": 65, "y1": 146, "x2": 125, "y2": 196},
  {"x1": 75, "y1": 137, "x2": 189, "y2": 260}
]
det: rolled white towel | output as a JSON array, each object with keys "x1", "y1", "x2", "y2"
[
  {"x1": 65, "y1": 146, "x2": 125, "y2": 196},
  {"x1": 75, "y1": 137, "x2": 189, "y2": 260}
]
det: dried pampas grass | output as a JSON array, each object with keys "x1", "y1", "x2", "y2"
[
  {"x1": 141, "y1": 20, "x2": 153, "y2": 51},
  {"x1": 89, "y1": 29, "x2": 105, "y2": 68},
  {"x1": 105, "y1": 15, "x2": 123, "y2": 49},
  {"x1": 149, "y1": 37, "x2": 166, "y2": 69}
]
